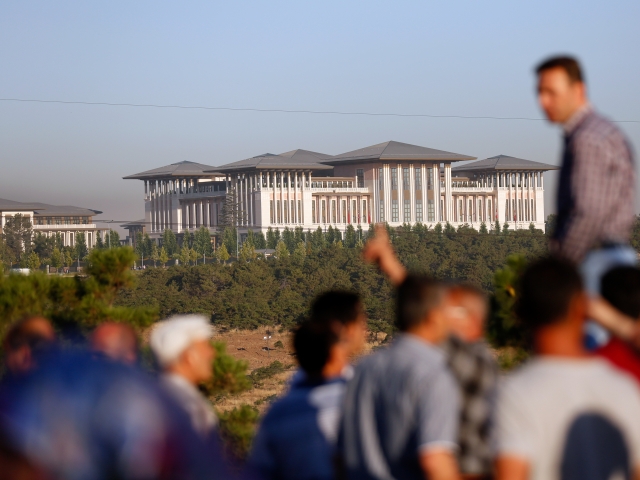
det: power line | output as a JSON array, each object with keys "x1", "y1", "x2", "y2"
[{"x1": 2, "y1": 97, "x2": 639, "y2": 123}]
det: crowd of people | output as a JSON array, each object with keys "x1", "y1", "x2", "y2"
[{"x1": 0, "y1": 56, "x2": 639, "y2": 479}]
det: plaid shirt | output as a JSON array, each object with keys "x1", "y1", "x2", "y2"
[
  {"x1": 553, "y1": 106, "x2": 635, "y2": 263},
  {"x1": 442, "y1": 336, "x2": 499, "y2": 475}
]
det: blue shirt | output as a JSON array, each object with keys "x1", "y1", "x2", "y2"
[{"x1": 249, "y1": 376, "x2": 347, "y2": 480}]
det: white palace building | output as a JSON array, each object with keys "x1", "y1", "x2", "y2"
[{"x1": 123, "y1": 141, "x2": 558, "y2": 241}]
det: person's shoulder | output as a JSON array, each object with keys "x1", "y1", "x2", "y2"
[
  {"x1": 576, "y1": 110, "x2": 628, "y2": 145},
  {"x1": 591, "y1": 357, "x2": 640, "y2": 392}
]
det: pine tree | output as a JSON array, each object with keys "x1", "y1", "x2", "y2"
[
  {"x1": 27, "y1": 252, "x2": 40, "y2": 271},
  {"x1": 254, "y1": 231, "x2": 267, "y2": 250},
  {"x1": 275, "y1": 240, "x2": 289, "y2": 259},
  {"x1": 51, "y1": 247, "x2": 63, "y2": 269},
  {"x1": 479, "y1": 222, "x2": 488, "y2": 234},
  {"x1": 158, "y1": 246, "x2": 169, "y2": 267},
  {"x1": 282, "y1": 228, "x2": 295, "y2": 254},
  {"x1": 150, "y1": 243, "x2": 159, "y2": 267},
  {"x1": 75, "y1": 232, "x2": 88, "y2": 260},
  {"x1": 344, "y1": 224, "x2": 356, "y2": 248},
  {"x1": 493, "y1": 220, "x2": 501, "y2": 234},
  {"x1": 194, "y1": 226, "x2": 213, "y2": 261},
  {"x1": 266, "y1": 227, "x2": 276, "y2": 249},
  {"x1": 162, "y1": 229, "x2": 178, "y2": 256}
]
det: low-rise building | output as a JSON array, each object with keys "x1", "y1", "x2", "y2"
[{"x1": 0, "y1": 198, "x2": 106, "y2": 247}]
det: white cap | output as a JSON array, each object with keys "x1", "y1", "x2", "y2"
[{"x1": 149, "y1": 315, "x2": 214, "y2": 367}]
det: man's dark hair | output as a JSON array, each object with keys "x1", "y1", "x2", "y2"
[
  {"x1": 536, "y1": 56, "x2": 584, "y2": 83},
  {"x1": 293, "y1": 321, "x2": 339, "y2": 378},
  {"x1": 516, "y1": 257, "x2": 583, "y2": 330},
  {"x1": 3, "y1": 317, "x2": 53, "y2": 353},
  {"x1": 311, "y1": 291, "x2": 362, "y2": 327},
  {"x1": 601, "y1": 267, "x2": 640, "y2": 320},
  {"x1": 396, "y1": 275, "x2": 444, "y2": 331}
]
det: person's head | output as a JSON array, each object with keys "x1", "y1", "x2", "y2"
[
  {"x1": 310, "y1": 291, "x2": 367, "y2": 355},
  {"x1": 447, "y1": 284, "x2": 488, "y2": 342},
  {"x1": 396, "y1": 275, "x2": 450, "y2": 343},
  {"x1": 536, "y1": 56, "x2": 587, "y2": 124},
  {"x1": 516, "y1": 257, "x2": 585, "y2": 352},
  {"x1": 91, "y1": 322, "x2": 139, "y2": 365},
  {"x1": 149, "y1": 315, "x2": 215, "y2": 385},
  {"x1": 3, "y1": 316, "x2": 56, "y2": 376},
  {"x1": 293, "y1": 320, "x2": 345, "y2": 380},
  {"x1": 601, "y1": 266, "x2": 640, "y2": 321}
]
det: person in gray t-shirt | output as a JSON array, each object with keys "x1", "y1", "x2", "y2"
[{"x1": 338, "y1": 275, "x2": 460, "y2": 480}]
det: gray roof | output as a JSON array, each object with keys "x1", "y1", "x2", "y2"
[
  {"x1": 209, "y1": 149, "x2": 333, "y2": 173},
  {"x1": 123, "y1": 160, "x2": 221, "y2": 180},
  {"x1": 452, "y1": 155, "x2": 560, "y2": 172},
  {"x1": 325, "y1": 140, "x2": 476, "y2": 165},
  {"x1": 121, "y1": 219, "x2": 146, "y2": 228},
  {"x1": 0, "y1": 198, "x2": 102, "y2": 216}
]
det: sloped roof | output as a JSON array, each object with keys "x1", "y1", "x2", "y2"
[
  {"x1": 123, "y1": 160, "x2": 221, "y2": 180},
  {"x1": 209, "y1": 150, "x2": 333, "y2": 172},
  {"x1": 325, "y1": 141, "x2": 475, "y2": 165},
  {"x1": 0, "y1": 198, "x2": 102, "y2": 216},
  {"x1": 452, "y1": 155, "x2": 560, "y2": 172}
]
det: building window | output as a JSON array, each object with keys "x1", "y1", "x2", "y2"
[
  {"x1": 322, "y1": 200, "x2": 326, "y2": 223},
  {"x1": 416, "y1": 200, "x2": 423, "y2": 222},
  {"x1": 356, "y1": 169, "x2": 364, "y2": 188},
  {"x1": 440, "y1": 200, "x2": 444, "y2": 221},
  {"x1": 404, "y1": 199, "x2": 411, "y2": 222},
  {"x1": 379, "y1": 168, "x2": 384, "y2": 191},
  {"x1": 331, "y1": 200, "x2": 337, "y2": 223},
  {"x1": 276, "y1": 201, "x2": 280, "y2": 223},
  {"x1": 468, "y1": 199, "x2": 473, "y2": 223},
  {"x1": 379, "y1": 202, "x2": 384, "y2": 222},
  {"x1": 298, "y1": 200, "x2": 302, "y2": 223},
  {"x1": 531, "y1": 199, "x2": 535, "y2": 221},
  {"x1": 362, "y1": 200, "x2": 367, "y2": 224},
  {"x1": 427, "y1": 200, "x2": 434, "y2": 222},
  {"x1": 392, "y1": 200, "x2": 399, "y2": 222},
  {"x1": 427, "y1": 168, "x2": 433, "y2": 190},
  {"x1": 342, "y1": 200, "x2": 347, "y2": 223},
  {"x1": 391, "y1": 168, "x2": 398, "y2": 190},
  {"x1": 312, "y1": 201, "x2": 316, "y2": 223},
  {"x1": 415, "y1": 168, "x2": 422, "y2": 190},
  {"x1": 270, "y1": 200, "x2": 274, "y2": 223},
  {"x1": 512, "y1": 200, "x2": 517, "y2": 221},
  {"x1": 478, "y1": 199, "x2": 483, "y2": 222},
  {"x1": 458, "y1": 199, "x2": 463, "y2": 222},
  {"x1": 352, "y1": 200, "x2": 357, "y2": 223},
  {"x1": 403, "y1": 168, "x2": 410, "y2": 190}
]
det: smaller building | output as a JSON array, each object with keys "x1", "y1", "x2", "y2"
[{"x1": 0, "y1": 198, "x2": 107, "y2": 247}]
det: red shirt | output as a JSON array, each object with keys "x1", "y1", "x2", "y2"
[{"x1": 596, "y1": 337, "x2": 640, "y2": 386}]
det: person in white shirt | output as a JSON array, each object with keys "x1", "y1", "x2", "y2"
[
  {"x1": 149, "y1": 315, "x2": 218, "y2": 438},
  {"x1": 494, "y1": 257, "x2": 640, "y2": 480}
]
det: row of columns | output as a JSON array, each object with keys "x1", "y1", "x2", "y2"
[{"x1": 311, "y1": 195, "x2": 371, "y2": 225}]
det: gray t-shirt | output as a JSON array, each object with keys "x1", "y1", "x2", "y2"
[{"x1": 339, "y1": 334, "x2": 460, "y2": 480}]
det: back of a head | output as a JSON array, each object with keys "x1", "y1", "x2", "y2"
[
  {"x1": 516, "y1": 257, "x2": 583, "y2": 331},
  {"x1": 91, "y1": 322, "x2": 139, "y2": 365},
  {"x1": 311, "y1": 291, "x2": 362, "y2": 327},
  {"x1": 396, "y1": 275, "x2": 444, "y2": 332},
  {"x1": 536, "y1": 55, "x2": 584, "y2": 83},
  {"x1": 601, "y1": 267, "x2": 640, "y2": 320},
  {"x1": 293, "y1": 321, "x2": 339, "y2": 378},
  {"x1": 149, "y1": 315, "x2": 213, "y2": 368},
  {"x1": 3, "y1": 317, "x2": 55, "y2": 352}
]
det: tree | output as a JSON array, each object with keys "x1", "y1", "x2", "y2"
[
  {"x1": 33, "y1": 233, "x2": 54, "y2": 260},
  {"x1": 75, "y1": 232, "x2": 89, "y2": 260},
  {"x1": 50, "y1": 247, "x2": 63, "y2": 269},
  {"x1": 311, "y1": 227, "x2": 325, "y2": 252},
  {"x1": 239, "y1": 241, "x2": 256, "y2": 262},
  {"x1": 150, "y1": 243, "x2": 159, "y2": 267},
  {"x1": 502, "y1": 222, "x2": 510, "y2": 234},
  {"x1": 107, "y1": 229, "x2": 120, "y2": 248},
  {"x1": 95, "y1": 233, "x2": 105, "y2": 250},
  {"x1": 493, "y1": 220, "x2": 501, "y2": 234},
  {"x1": 326, "y1": 225, "x2": 336, "y2": 244},
  {"x1": 219, "y1": 186, "x2": 246, "y2": 229},
  {"x1": 3, "y1": 214, "x2": 33, "y2": 263},
  {"x1": 222, "y1": 227, "x2": 237, "y2": 257},
  {"x1": 194, "y1": 226, "x2": 213, "y2": 263},
  {"x1": 266, "y1": 228, "x2": 277, "y2": 249},
  {"x1": 479, "y1": 222, "x2": 488, "y2": 234},
  {"x1": 282, "y1": 228, "x2": 295, "y2": 254},
  {"x1": 27, "y1": 252, "x2": 40, "y2": 271},
  {"x1": 293, "y1": 241, "x2": 306, "y2": 263},
  {"x1": 158, "y1": 247, "x2": 169, "y2": 267},
  {"x1": 344, "y1": 225, "x2": 356, "y2": 248},
  {"x1": 63, "y1": 248, "x2": 74, "y2": 268},
  {"x1": 189, "y1": 248, "x2": 198, "y2": 265},
  {"x1": 183, "y1": 231, "x2": 194, "y2": 249},
  {"x1": 275, "y1": 240, "x2": 289, "y2": 259},
  {"x1": 177, "y1": 244, "x2": 191, "y2": 265},
  {"x1": 162, "y1": 229, "x2": 178, "y2": 256},
  {"x1": 216, "y1": 244, "x2": 230, "y2": 263},
  {"x1": 254, "y1": 231, "x2": 267, "y2": 250}
]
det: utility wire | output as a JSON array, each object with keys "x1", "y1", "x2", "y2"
[{"x1": 2, "y1": 97, "x2": 639, "y2": 123}]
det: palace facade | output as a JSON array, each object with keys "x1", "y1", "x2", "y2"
[
  {"x1": 124, "y1": 141, "x2": 558, "y2": 241},
  {"x1": 0, "y1": 198, "x2": 106, "y2": 247}
]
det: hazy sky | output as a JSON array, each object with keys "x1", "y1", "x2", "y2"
[{"x1": 1, "y1": 1, "x2": 639, "y2": 232}]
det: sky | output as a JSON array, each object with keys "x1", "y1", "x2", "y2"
[{"x1": 1, "y1": 1, "x2": 639, "y2": 233}]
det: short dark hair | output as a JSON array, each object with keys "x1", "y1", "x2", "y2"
[
  {"x1": 516, "y1": 257, "x2": 583, "y2": 330},
  {"x1": 536, "y1": 56, "x2": 584, "y2": 83},
  {"x1": 3, "y1": 316, "x2": 53, "y2": 352},
  {"x1": 396, "y1": 275, "x2": 445, "y2": 331},
  {"x1": 601, "y1": 267, "x2": 640, "y2": 320},
  {"x1": 293, "y1": 321, "x2": 339, "y2": 377},
  {"x1": 311, "y1": 291, "x2": 362, "y2": 327}
]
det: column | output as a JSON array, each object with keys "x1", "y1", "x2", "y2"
[
  {"x1": 444, "y1": 163, "x2": 453, "y2": 222},
  {"x1": 409, "y1": 164, "x2": 416, "y2": 223}
]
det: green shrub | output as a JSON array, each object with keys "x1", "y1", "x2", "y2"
[
  {"x1": 273, "y1": 340, "x2": 284, "y2": 349},
  {"x1": 204, "y1": 341, "x2": 252, "y2": 396},
  {"x1": 217, "y1": 404, "x2": 260, "y2": 461},
  {"x1": 249, "y1": 360, "x2": 285, "y2": 386}
]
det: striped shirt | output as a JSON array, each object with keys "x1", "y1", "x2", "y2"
[{"x1": 552, "y1": 105, "x2": 635, "y2": 263}]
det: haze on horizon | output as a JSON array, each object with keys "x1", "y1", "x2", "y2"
[{"x1": 1, "y1": 0, "x2": 639, "y2": 232}]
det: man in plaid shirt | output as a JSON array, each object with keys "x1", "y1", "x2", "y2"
[{"x1": 537, "y1": 56, "x2": 636, "y2": 348}]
